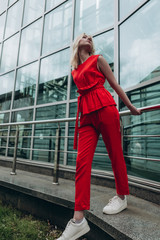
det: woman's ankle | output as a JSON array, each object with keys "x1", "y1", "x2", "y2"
[
  {"x1": 117, "y1": 194, "x2": 125, "y2": 200},
  {"x1": 73, "y1": 210, "x2": 84, "y2": 220}
]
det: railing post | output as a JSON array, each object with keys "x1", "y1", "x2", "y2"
[
  {"x1": 120, "y1": 117, "x2": 124, "y2": 150},
  {"x1": 53, "y1": 124, "x2": 61, "y2": 185},
  {"x1": 48, "y1": 133, "x2": 52, "y2": 162},
  {"x1": 10, "y1": 126, "x2": 19, "y2": 175}
]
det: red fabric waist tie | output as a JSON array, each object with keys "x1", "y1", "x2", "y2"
[{"x1": 73, "y1": 84, "x2": 104, "y2": 150}]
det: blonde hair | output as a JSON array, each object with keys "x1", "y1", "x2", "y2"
[{"x1": 70, "y1": 33, "x2": 95, "y2": 69}]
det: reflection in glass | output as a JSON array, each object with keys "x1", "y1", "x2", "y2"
[
  {"x1": 23, "y1": 0, "x2": 44, "y2": 26},
  {"x1": 94, "y1": 31, "x2": 114, "y2": 93},
  {"x1": 33, "y1": 104, "x2": 66, "y2": 163},
  {"x1": 8, "y1": 124, "x2": 32, "y2": 159},
  {"x1": 38, "y1": 49, "x2": 69, "y2": 104},
  {"x1": 119, "y1": 0, "x2": 142, "y2": 20},
  {"x1": 0, "y1": 113, "x2": 9, "y2": 156},
  {"x1": 74, "y1": 0, "x2": 114, "y2": 37},
  {"x1": 36, "y1": 104, "x2": 66, "y2": 120},
  {"x1": 122, "y1": 109, "x2": 160, "y2": 182},
  {"x1": 13, "y1": 62, "x2": 38, "y2": 109},
  {"x1": 0, "y1": 33, "x2": 19, "y2": 73},
  {"x1": 120, "y1": 82, "x2": 160, "y2": 111},
  {"x1": 70, "y1": 75, "x2": 79, "y2": 100},
  {"x1": 42, "y1": 0, "x2": 72, "y2": 55},
  {"x1": 11, "y1": 109, "x2": 33, "y2": 122},
  {"x1": 0, "y1": 0, "x2": 8, "y2": 14},
  {"x1": 5, "y1": 0, "x2": 23, "y2": 38},
  {"x1": 18, "y1": 19, "x2": 42, "y2": 65},
  {"x1": 120, "y1": 0, "x2": 160, "y2": 89},
  {"x1": 8, "y1": 109, "x2": 33, "y2": 159},
  {"x1": 0, "y1": 112, "x2": 9, "y2": 123},
  {"x1": 45, "y1": 0, "x2": 64, "y2": 11},
  {"x1": 67, "y1": 102, "x2": 77, "y2": 165},
  {"x1": 0, "y1": 12, "x2": 6, "y2": 41},
  {"x1": 0, "y1": 71, "x2": 14, "y2": 110},
  {"x1": 33, "y1": 122, "x2": 65, "y2": 163}
]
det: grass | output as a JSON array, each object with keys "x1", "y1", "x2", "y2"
[{"x1": 0, "y1": 201, "x2": 62, "y2": 240}]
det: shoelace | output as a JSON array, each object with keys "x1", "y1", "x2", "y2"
[{"x1": 107, "y1": 196, "x2": 119, "y2": 206}]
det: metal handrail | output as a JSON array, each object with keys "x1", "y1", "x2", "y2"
[
  {"x1": 0, "y1": 104, "x2": 160, "y2": 183},
  {"x1": 0, "y1": 104, "x2": 159, "y2": 127}
]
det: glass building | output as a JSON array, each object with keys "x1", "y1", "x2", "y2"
[{"x1": 0, "y1": 0, "x2": 160, "y2": 183}]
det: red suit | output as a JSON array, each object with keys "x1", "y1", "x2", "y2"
[{"x1": 72, "y1": 55, "x2": 129, "y2": 211}]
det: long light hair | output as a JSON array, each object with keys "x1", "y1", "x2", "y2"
[{"x1": 70, "y1": 33, "x2": 95, "y2": 69}]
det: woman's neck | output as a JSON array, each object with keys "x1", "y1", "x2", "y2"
[{"x1": 79, "y1": 50, "x2": 90, "y2": 64}]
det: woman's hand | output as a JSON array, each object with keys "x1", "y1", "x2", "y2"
[{"x1": 128, "y1": 104, "x2": 142, "y2": 115}]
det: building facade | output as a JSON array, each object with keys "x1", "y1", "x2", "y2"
[{"x1": 0, "y1": 0, "x2": 160, "y2": 183}]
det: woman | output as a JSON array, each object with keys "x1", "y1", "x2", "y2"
[{"x1": 57, "y1": 33, "x2": 141, "y2": 240}]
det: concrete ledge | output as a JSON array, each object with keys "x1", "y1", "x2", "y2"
[
  {"x1": 0, "y1": 158, "x2": 159, "y2": 205},
  {"x1": 0, "y1": 166, "x2": 159, "y2": 240}
]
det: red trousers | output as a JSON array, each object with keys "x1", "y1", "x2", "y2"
[{"x1": 74, "y1": 105, "x2": 129, "y2": 211}]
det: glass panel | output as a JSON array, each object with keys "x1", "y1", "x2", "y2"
[
  {"x1": 0, "y1": 33, "x2": 19, "y2": 73},
  {"x1": 42, "y1": 0, "x2": 72, "y2": 55},
  {"x1": 5, "y1": 0, "x2": 23, "y2": 38},
  {"x1": 13, "y1": 61, "x2": 38, "y2": 109},
  {"x1": 0, "y1": 12, "x2": 6, "y2": 41},
  {"x1": 8, "y1": 125, "x2": 32, "y2": 159},
  {"x1": 36, "y1": 104, "x2": 66, "y2": 120},
  {"x1": 45, "y1": 0, "x2": 63, "y2": 11},
  {"x1": 94, "y1": 31, "x2": 114, "y2": 93},
  {"x1": 18, "y1": 19, "x2": 42, "y2": 65},
  {"x1": 11, "y1": 109, "x2": 33, "y2": 122},
  {"x1": 0, "y1": 113, "x2": 9, "y2": 156},
  {"x1": 120, "y1": 82, "x2": 160, "y2": 111},
  {"x1": 94, "y1": 31, "x2": 114, "y2": 66},
  {"x1": 74, "y1": 0, "x2": 114, "y2": 37},
  {"x1": 33, "y1": 104, "x2": 66, "y2": 163},
  {"x1": 68, "y1": 102, "x2": 77, "y2": 142},
  {"x1": 67, "y1": 102, "x2": 76, "y2": 166},
  {"x1": 0, "y1": 112, "x2": 9, "y2": 123},
  {"x1": 38, "y1": 49, "x2": 69, "y2": 104},
  {"x1": 9, "y1": 0, "x2": 17, "y2": 5},
  {"x1": 23, "y1": 0, "x2": 44, "y2": 26},
  {"x1": 8, "y1": 109, "x2": 33, "y2": 158},
  {"x1": 120, "y1": 0, "x2": 160, "y2": 89},
  {"x1": 0, "y1": 0, "x2": 8, "y2": 14},
  {"x1": 0, "y1": 71, "x2": 14, "y2": 110},
  {"x1": 32, "y1": 122, "x2": 65, "y2": 164},
  {"x1": 122, "y1": 110, "x2": 160, "y2": 182},
  {"x1": 70, "y1": 75, "x2": 79, "y2": 100},
  {"x1": 119, "y1": 0, "x2": 142, "y2": 20}
]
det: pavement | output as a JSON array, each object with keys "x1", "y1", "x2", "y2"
[{"x1": 0, "y1": 166, "x2": 159, "y2": 240}]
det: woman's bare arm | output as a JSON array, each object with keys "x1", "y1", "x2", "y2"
[{"x1": 97, "y1": 55, "x2": 141, "y2": 115}]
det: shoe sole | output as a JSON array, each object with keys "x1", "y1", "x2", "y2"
[
  {"x1": 103, "y1": 204, "x2": 127, "y2": 215},
  {"x1": 70, "y1": 224, "x2": 90, "y2": 240}
]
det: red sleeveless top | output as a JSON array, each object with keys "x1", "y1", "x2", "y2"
[{"x1": 71, "y1": 54, "x2": 116, "y2": 149}]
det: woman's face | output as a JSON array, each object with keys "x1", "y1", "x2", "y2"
[{"x1": 78, "y1": 34, "x2": 93, "y2": 52}]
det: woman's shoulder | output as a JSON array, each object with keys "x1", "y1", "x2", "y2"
[{"x1": 92, "y1": 54, "x2": 104, "y2": 63}]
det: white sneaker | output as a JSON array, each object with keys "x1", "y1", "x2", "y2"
[
  {"x1": 103, "y1": 196, "x2": 127, "y2": 215},
  {"x1": 56, "y1": 218, "x2": 90, "y2": 240}
]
